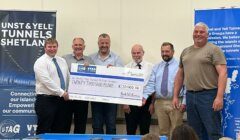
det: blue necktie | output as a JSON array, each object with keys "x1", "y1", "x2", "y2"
[
  {"x1": 161, "y1": 62, "x2": 169, "y2": 97},
  {"x1": 52, "y1": 58, "x2": 65, "y2": 90}
]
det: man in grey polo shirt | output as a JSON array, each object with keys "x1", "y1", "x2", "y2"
[
  {"x1": 63, "y1": 37, "x2": 94, "y2": 134},
  {"x1": 90, "y1": 33, "x2": 123, "y2": 134}
]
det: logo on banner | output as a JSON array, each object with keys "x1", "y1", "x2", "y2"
[
  {"x1": 77, "y1": 65, "x2": 96, "y2": 73},
  {"x1": 0, "y1": 119, "x2": 20, "y2": 138},
  {"x1": 27, "y1": 124, "x2": 37, "y2": 136}
]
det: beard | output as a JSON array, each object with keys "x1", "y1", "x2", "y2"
[
  {"x1": 162, "y1": 55, "x2": 172, "y2": 62},
  {"x1": 134, "y1": 58, "x2": 142, "y2": 63},
  {"x1": 99, "y1": 46, "x2": 109, "y2": 54}
]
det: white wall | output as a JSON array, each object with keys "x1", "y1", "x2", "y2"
[{"x1": 1, "y1": 0, "x2": 240, "y2": 64}]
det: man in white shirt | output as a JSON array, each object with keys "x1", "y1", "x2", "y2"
[
  {"x1": 34, "y1": 38, "x2": 69, "y2": 134},
  {"x1": 123, "y1": 44, "x2": 154, "y2": 135}
]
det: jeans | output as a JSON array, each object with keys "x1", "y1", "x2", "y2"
[
  {"x1": 91, "y1": 102, "x2": 117, "y2": 134},
  {"x1": 186, "y1": 89, "x2": 222, "y2": 140}
]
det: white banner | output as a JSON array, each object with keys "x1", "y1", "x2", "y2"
[{"x1": 68, "y1": 64, "x2": 144, "y2": 106}]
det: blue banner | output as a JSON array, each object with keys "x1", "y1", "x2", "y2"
[
  {"x1": 0, "y1": 10, "x2": 56, "y2": 139},
  {"x1": 195, "y1": 8, "x2": 240, "y2": 139}
]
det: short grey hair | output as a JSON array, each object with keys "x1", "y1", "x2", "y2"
[
  {"x1": 73, "y1": 37, "x2": 85, "y2": 44},
  {"x1": 195, "y1": 22, "x2": 209, "y2": 33}
]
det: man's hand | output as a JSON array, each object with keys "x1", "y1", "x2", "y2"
[
  {"x1": 214, "y1": 64, "x2": 227, "y2": 111},
  {"x1": 123, "y1": 105, "x2": 131, "y2": 114},
  {"x1": 180, "y1": 104, "x2": 186, "y2": 113},
  {"x1": 172, "y1": 96, "x2": 180, "y2": 109},
  {"x1": 142, "y1": 98, "x2": 146, "y2": 106},
  {"x1": 212, "y1": 96, "x2": 223, "y2": 111},
  {"x1": 62, "y1": 91, "x2": 69, "y2": 101},
  {"x1": 148, "y1": 103, "x2": 155, "y2": 115},
  {"x1": 83, "y1": 62, "x2": 90, "y2": 67},
  {"x1": 107, "y1": 64, "x2": 113, "y2": 68}
]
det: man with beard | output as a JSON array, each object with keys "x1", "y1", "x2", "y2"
[
  {"x1": 123, "y1": 44, "x2": 154, "y2": 135},
  {"x1": 172, "y1": 22, "x2": 227, "y2": 140},
  {"x1": 90, "y1": 33, "x2": 123, "y2": 134},
  {"x1": 143, "y1": 42, "x2": 185, "y2": 138}
]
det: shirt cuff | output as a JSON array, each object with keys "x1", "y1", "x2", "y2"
[
  {"x1": 59, "y1": 89, "x2": 65, "y2": 97},
  {"x1": 181, "y1": 96, "x2": 186, "y2": 105},
  {"x1": 143, "y1": 94, "x2": 149, "y2": 100}
]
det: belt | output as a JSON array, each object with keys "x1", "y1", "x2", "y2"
[
  {"x1": 156, "y1": 98, "x2": 172, "y2": 100},
  {"x1": 37, "y1": 94, "x2": 60, "y2": 98},
  {"x1": 187, "y1": 88, "x2": 217, "y2": 93}
]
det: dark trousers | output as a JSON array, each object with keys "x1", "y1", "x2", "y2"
[
  {"x1": 35, "y1": 95, "x2": 69, "y2": 134},
  {"x1": 125, "y1": 96, "x2": 152, "y2": 135},
  {"x1": 91, "y1": 102, "x2": 117, "y2": 134},
  {"x1": 186, "y1": 89, "x2": 222, "y2": 140},
  {"x1": 65, "y1": 100, "x2": 89, "y2": 134}
]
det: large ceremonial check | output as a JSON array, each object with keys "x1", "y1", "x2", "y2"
[{"x1": 68, "y1": 64, "x2": 144, "y2": 106}]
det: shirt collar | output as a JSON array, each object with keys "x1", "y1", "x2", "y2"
[
  {"x1": 45, "y1": 53, "x2": 55, "y2": 60},
  {"x1": 97, "y1": 51, "x2": 111, "y2": 61},
  {"x1": 133, "y1": 60, "x2": 144, "y2": 66},
  {"x1": 72, "y1": 53, "x2": 85, "y2": 61},
  {"x1": 163, "y1": 58, "x2": 175, "y2": 65}
]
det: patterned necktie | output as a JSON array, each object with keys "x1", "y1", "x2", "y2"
[
  {"x1": 52, "y1": 58, "x2": 65, "y2": 90},
  {"x1": 137, "y1": 63, "x2": 142, "y2": 69},
  {"x1": 161, "y1": 62, "x2": 169, "y2": 96}
]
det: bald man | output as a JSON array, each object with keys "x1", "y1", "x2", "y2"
[{"x1": 123, "y1": 44, "x2": 154, "y2": 135}]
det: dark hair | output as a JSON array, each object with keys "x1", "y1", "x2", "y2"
[
  {"x1": 161, "y1": 42, "x2": 174, "y2": 51},
  {"x1": 171, "y1": 124, "x2": 199, "y2": 140},
  {"x1": 44, "y1": 38, "x2": 58, "y2": 48},
  {"x1": 98, "y1": 33, "x2": 110, "y2": 39}
]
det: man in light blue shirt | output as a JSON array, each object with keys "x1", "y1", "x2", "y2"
[
  {"x1": 90, "y1": 33, "x2": 123, "y2": 134},
  {"x1": 143, "y1": 42, "x2": 185, "y2": 138}
]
